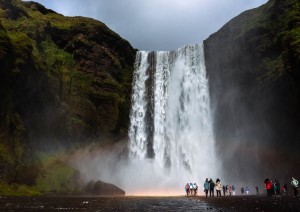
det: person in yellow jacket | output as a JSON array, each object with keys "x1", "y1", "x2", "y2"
[{"x1": 215, "y1": 178, "x2": 222, "y2": 197}]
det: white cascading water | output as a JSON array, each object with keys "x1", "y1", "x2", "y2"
[{"x1": 128, "y1": 43, "x2": 217, "y2": 195}]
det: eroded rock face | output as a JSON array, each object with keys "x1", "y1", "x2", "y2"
[
  {"x1": 0, "y1": 0, "x2": 136, "y2": 145},
  {"x1": 85, "y1": 180, "x2": 125, "y2": 196},
  {"x1": 204, "y1": 0, "x2": 300, "y2": 182}
]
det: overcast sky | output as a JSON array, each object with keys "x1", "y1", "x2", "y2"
[{"x1": 26, "y1": 0, "x2": 268, "y2": 51}]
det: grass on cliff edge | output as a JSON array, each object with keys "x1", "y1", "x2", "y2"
[
  {"x1": 35, "y1": 153, "x2": 81, "y2": 194},
  {"x1": 0, "y1": 183, "x2": 41, "y2": 196},
  {"x1": 0, "y1": 153, "x2": 81, "y2": 196}
]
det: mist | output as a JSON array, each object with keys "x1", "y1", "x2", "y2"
[{"x1": 67, "y1": 143, "x2": 193, "y2": 196}]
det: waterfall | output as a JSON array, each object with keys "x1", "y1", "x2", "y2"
[{"x1": 128, "y1": 43, "x2": 217, "y2": 194}]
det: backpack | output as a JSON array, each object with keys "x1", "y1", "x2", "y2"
[
  {"x1": 185, "y1": 184, "x2": 189, "y2": 190},
  {"x1": 266, "y1": 182, "x2": 272, "y2": 190}
]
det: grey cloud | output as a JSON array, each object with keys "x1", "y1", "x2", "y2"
[{"x1": 25, "y1": 0, "x2": 268, "y2": 50}]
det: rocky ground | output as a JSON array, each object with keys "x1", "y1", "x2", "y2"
[
  {"x1": 204, "y1": 195, "x2": 300, "y2": 211},
  {"x1": 0, "y1": 195, "x2": 300, "y2": 211}
]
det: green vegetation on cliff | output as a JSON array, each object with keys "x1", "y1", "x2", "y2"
[
  {"x1": 35, "y1": 154, "x2": 81, "y2": 194},
  {"x1": 0, "y1": 0, "x2": 136, "y2": 193},
  {"x1": 206, "y1": 0, "x2": 300, "y2": 82},
  {"x1": 246, "y1": 0, "x2": 300, "y2": 81}
]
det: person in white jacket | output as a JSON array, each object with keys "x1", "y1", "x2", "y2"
[
  {"x1": 215, "y1": 178, "x2": 222, "y2": 197},
  {"x1": 291, "y1": 177, "x2": 299, "y2": 197}
]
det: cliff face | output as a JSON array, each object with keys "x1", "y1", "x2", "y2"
[
  {"x1": 0, "y1": 0, "x2": 135, "y2": 184},
  {"x1": 204, "y1": 0, "x2": 300, "y2": 182}
]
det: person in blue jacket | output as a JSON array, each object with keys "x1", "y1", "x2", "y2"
[{"x1": 204, "y1": 178, "x2": 209, "y2": 198}]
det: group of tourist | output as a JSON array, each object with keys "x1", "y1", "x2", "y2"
[
  {"x1": 240, "y1": 186, "x2": 251, "y2": 195},
  {"x1": 186, "y1": 178, "x2": 237, "y2": 197},
  {"x1": 203, "y1": 178, "x2": 237, "y2": 198},
  {"x1": 185, "y1": 183, "x2": 198, "y2": 196},
  {"x1": 185, "y1": 176, "x2": 299, "y2": 198},
  {"x1": 264, "y1": 177, "x2": 299, "y2": 197}
]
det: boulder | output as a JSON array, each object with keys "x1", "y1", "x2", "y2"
[{"x1": 85, "y1": 180, "x2": 125, "y2": 196}]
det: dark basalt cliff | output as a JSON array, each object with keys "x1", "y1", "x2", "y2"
[
  {"x1": 0, "y1": 0, "x2": 135, "y2": 185},
  {"x1": 204, "y1": 0, "x2": 300, "y2": 182}
]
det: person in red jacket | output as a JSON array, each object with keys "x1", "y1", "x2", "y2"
[{"x1": 264, "y1": 178, "x2": 272, "y2": 197}]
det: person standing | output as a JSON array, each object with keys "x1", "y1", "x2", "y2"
[
  {"x1": 209, "y1": 178, "x2": 215, "y2": 197},
  {"x1": 189, "y1": 183, "x2": 194, "y2": 196},
  {"x1": 291, "y1": 177, "x2": 299, "y2": 197},
  {"x1": 185, "y1": 183, "x2": 190, "y2": 196},
  {"x1": 246, "y1": 187, "x2": 250, "y2": 195},
  {"x1": 282, "y1": 183, "x2": 288, "y2": 196},
  {"x1": 194, "y1": 183, "x2": 198, "y2": 196},
  {"x1": 241, "y1": 187, "x2": 244, "y2": 195},
  {"x1": 215, "y1": 179, "x2": 222, "y2": 197},
  {"x1": 232, "y1": 185, "x2": 236, "y2": 196},
  {"x1": 264, "y1": 178, "x2": 272, "y2": 197},
  {"x1": 222, "y1": 185, "x2": 226, "y2": 196},
  {"x1": 229, "y1": 185, "x2": 232, "y2": 196},
  {"x1": 274, "y1": 179, "x2": 280, "y2": 195},
  {"x1": 204, "y1": 178, "x2": 209, "y2": 198},
  {"x1": 255, "y1": 186, "x2": 259, "y2": 195}
]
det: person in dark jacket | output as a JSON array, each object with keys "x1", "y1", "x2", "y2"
[
  {"x1": 209, "y1": 178, "x2": 215, "y2": 197},
  {"x1": 222, "y1": 185, "x2": 226, "y2": 196},
  {"x1": 241, "y1": 187, "x2": 244, "y2": 195},
  {"x1": 282, "y1": 183, "x2": 288, "y2": 196},
  {"x1": 255, "y1": 186, "x2": 259, "y2": 195}
]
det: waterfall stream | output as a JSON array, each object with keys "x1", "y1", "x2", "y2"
[{"x1": 128, "y1": 43, "x2": 217, "y2": 194}]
